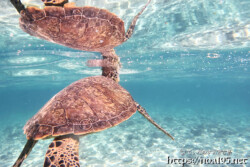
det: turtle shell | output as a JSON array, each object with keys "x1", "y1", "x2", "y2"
[
  {"x1": 24, "y1": 76, "x2": 136, "y2": 140},
  {"x1": 19, "y1": 3, "x2": 125, "y2": 52}
]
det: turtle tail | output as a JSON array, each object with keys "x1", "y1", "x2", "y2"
[
  {"x1": 124, "y1": 0, "x2": 152, "y2": 41},
  {"x1": 13, "y1": 139, "x2": 37, "y2": 167},
  {"x1": 10, "y1": 0, "x2": 25, "y2": 13},
  {"x1": 136, "y1": 102, "x2": 175, "y2": 140},
  {"x1": 44, "y1": 135, "x2": 80, "y2": 167}
]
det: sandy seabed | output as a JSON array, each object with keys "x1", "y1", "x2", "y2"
[{"x1": 1, "y1": 107, "x2": 249, "y2": 167}]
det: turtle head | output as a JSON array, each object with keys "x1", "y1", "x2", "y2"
[{"x1": 42, "y1": 0, "x2": 68, "y2": 6}]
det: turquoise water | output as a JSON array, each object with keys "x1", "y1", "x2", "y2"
[{"x1": 0, "y1": 0, "x2": 250, "y2": 166}]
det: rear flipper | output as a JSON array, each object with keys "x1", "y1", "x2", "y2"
[
  {"x1": 125, "y1": 0, "x2": 152, "y2": 40},
  {"x1": 44, "y1": 135, "x2": 80, "y2": 167},
  {"x1": 136, "y1": 103, "x2": 174, "y2": 140}
]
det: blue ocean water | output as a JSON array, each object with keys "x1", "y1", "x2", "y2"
[{"x1": 0, "y1": 0, "x2": 250, "y2": 166}]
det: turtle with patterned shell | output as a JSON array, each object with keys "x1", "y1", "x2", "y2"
[
  {"x1": 10, "y1": 0, "x2": 174, "y2": 167},
  {"x1": 10, "y1": 0, "x2": 153, "y2": 82}
]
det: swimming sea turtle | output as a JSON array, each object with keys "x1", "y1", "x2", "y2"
[
  {"x1": 10, "y1": 0, "x2": 174, "y2": 166},
  {"x1": 11, "y1": 0, "x2": 147, "y2": 51},
  {"x1": 10, "y1": 0, "x2": 152, "y2": 82},
  {"x1": 13, "y1": 76, "x2": 174, "y2": 167}
]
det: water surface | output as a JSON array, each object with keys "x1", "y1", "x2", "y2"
[{"x1": 0, "y1": 0, "x2": 249, "y2": 166}]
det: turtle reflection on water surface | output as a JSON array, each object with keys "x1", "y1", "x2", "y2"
[
  {"x1": 11, "y1": 0, "x2": 152, "y2": 82},
  {"x1": 10, "y1": 0, "x2": 174, "y2": 167}
]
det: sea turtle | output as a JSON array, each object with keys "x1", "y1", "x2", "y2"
[
  {"x1": 10, "y1": 0, "x2": 152, "y2": 82},
  {"x1": 13, "y1": 76, "x2": 174, "y2": 167},
  {"x1": 10, "y1": 0, "x2": 174, "y2": 166}
]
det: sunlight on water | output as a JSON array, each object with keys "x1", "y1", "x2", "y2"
[
  {"x1": 0, "y1": 0, "x2": 249, "y2": 167},
  {"x1": 12, "y1": 69, "x2": 58, "y2": 76},
  {"x1": 77, "y1": 68, "x2": 101, "y2": 75},
  {"x1": 58, "y1": 60, "x2": 86, "y2": 70},
  {"x1": 7, "y1": 56, "x2": 46, "y2": 64},
  {"x1": 1, "y1": 0, "x2": 249, "y2": 52}
]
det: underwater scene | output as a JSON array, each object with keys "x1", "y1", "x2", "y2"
[{"x1": 0, "y1": 0, "x2": 249, "y2": 166}]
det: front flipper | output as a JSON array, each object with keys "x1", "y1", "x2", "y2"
[
  {"x1": 44, "y1": 135, "x2": 80, "y2": 167},
  {"x1": 13, "y1": 139, "x2": 37, "y2": 167},
  {"x1": 10, "y1": 0, "x2": 25, "y2": 13},
  {"x1": 136, "y1": 103, "x2": 174, "y2": 140}
]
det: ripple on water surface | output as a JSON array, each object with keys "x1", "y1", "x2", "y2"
[{"x1": 12, "y1": 69, "x2": 58, "y2": 77}]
